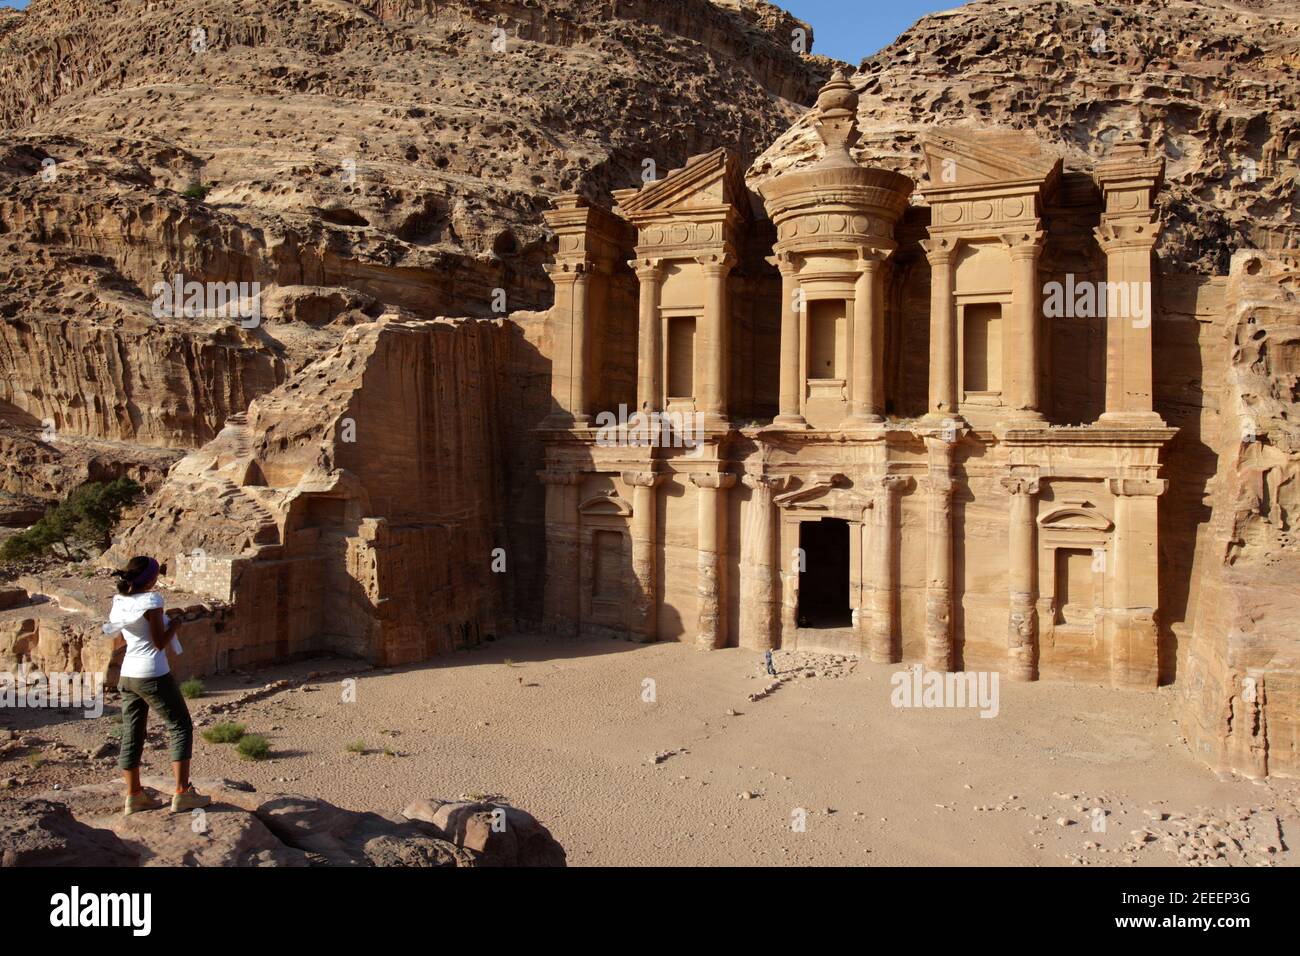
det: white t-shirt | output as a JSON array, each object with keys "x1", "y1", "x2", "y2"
[{"x1": 110, "y1": 591, "x2": 173, "y2": 679}]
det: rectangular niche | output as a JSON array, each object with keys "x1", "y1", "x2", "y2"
[
  {"x1": 807, "y1": 299, "x2": 847, "y2": 381},
  {"x1": 963, "y1": 301, "x2": 1003, "y2": 394},
  {"x1": 667, "y1": 316, "x2": 697, "y2": 399},
  {"x1": 1054, "y1": 547, "x2": 1096, "y2": 626},
  {"x1": 592, "y1": 529, "x2": 624, "y2": 600}
]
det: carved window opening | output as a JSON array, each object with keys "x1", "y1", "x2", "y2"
[
  {"x1": 1054, "y1": 547, "x2": 1096, "y2": 626},
  {"x1": 667, "y1": 316, "x2": 697, "y2": 400},
  {"x1": 807, "y1": 299, "x2": 847, "y2": 381},
  {"x1": 963, "y1": 301, "x2": 1003, "y2": 395}
]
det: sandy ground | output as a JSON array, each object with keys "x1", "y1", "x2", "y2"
[{"x1": 3, "y1": 632, "x2": 1297, "y2": 866}]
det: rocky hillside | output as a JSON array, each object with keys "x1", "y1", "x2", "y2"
[
  {"x1": 0, "y1": 0, "x2": 834, "y2": 515},
  {"x1": 750, "y1": 0, "x2": 1299, "y2": 275}
]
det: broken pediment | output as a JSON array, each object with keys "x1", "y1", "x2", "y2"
[
  {"x1": 613, "y1": 147, "x2": 749, "y2": 219},
  {"x1": 579, "y1": 492, "x2": 633, "y2": 517},
  {"x1": 773, "y1": 473, "x2": 872, "y2": 515},
  {"x1": 921, "y1": 128, "x2": 1061, "y2": 191},
  {"x1": 1038, "y1": 506, "x2": 1114, "y2": 534}
]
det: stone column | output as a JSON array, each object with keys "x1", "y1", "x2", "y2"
[
  {"x1": 1001, "y1": 475, "x2": 1041, "y2": 681},
  {"x1": 868, "y1": 475, "x2": 910, "y2": 664},
  {"x1": 542, "y1": 261, "x2": 593, "y2": 426},
  {"x1": 848, "y1": 253, "x2": 885, "y2": 425},
  {"x1": 622, "y1": 470, "x2": 661, "y2": 643},
  {"x1": 1107, "y1": 477, "x2": 1166, "y2": 688},
  {"x1": 920, "y1": 237, "x2": 958, "y2": 420},
  {"x1": 1002, "y1": 231, "x2": 1046, "y2": 420},
  {"x1": 697, "y1": 254, "x2": 734, "y2": 428},
  {"x1": 691, "y1": 471, "x2": 737, "y2": 649},
  {"x1": 772, "y1": 255, "x2": 807, "y2": 428},
  {"x1": 631, "y1": 259, "x2": 664, "y2": 420},
  {"x1": 538, "y1": 469, "x2": 583, "y2": 633},
  {"x1": 740, "y1": 474, "x2": 791, "y2": 650},
  {"x1": 924, "y1": 437, "x2": 956, "y2": 671},
  {"x1": 1095, "y1": 140, "x2": 1165, "y2": 426}
]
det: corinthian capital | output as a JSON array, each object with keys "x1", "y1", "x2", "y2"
[
  {"x1": 1000, "y1": 475, "x2": 1041, "y2": 497},
  {"x1": 742, "y1": 473, "x2": 795, "y2": 493},
  {"x1": 1000, "y1": 229, "x2": 1046, "y2": 258},
  {"x1": 629, "y1": 257, "x2": 665, "y2": 281},
  {"x1": 691, "y1": 471, "x2": 737, "y2": 490},
  {"x1": 1107, "y1": 477, "x2": 1168, "y2": 498},
  {"x1": 876, "y1": 474, "x2": 913, "y2": 495},
  {"x1": 543, "y1": 259, "x2": 594, "y2": 281},
  {"x1": 621, "y1": 470, "x2": 663, "y2": 488},
  {"x1": 919, "y1": 236, "x2": 957, "y2": 265},
  {"x1": 695, "y1": 252, "x2": 736, "y2": 275}
]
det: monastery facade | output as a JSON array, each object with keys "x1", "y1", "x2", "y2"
[{"x1": 537, "y1": 71, "x2": 1175, "y2": 686}]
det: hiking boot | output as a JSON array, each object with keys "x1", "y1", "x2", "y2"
[
  {"x1": 171, "y1": 785, "x2": 211, "y2": 813},
  {"x1": 124, "y1": 791, "x2": 163, "y2": 815}
]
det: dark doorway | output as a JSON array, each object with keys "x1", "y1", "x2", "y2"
[{"x1": 798, "y1": 518, "x2": 851, "y2": 628}]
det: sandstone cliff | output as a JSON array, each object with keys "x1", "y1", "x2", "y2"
[
  {"x1": 1181, "y1": 251, "x2": 1300, "y2": 777},
  {"x1": 0, "y1": 0, "x2": 833, "y2": 514}
]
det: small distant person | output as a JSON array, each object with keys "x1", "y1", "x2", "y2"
[
  {"x1": 765, "y1": 649, "x2": 777, "y2": 677},
  {"x1": 105, "y1": 556, "x2": 210, "y2": 815}
]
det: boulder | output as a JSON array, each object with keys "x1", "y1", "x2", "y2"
[
  {"x1": 403, "y1": 799, "x2": 567, "y2": 867},
  {"x1": 0, "y1": 798, "x2": 138, "y2": 867}
]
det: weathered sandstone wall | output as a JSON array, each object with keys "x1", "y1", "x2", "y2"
[
  {"x1": 1180, "y1": 251, "x2": 1300, "y2": 778},
  {"x1": 101, "y1": 312, "x2": 545, "y2": 670}
]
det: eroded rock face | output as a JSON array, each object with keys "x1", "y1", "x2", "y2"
[
  {"x1": 0, "y1": 0, "x2": 833, "y2": 507},
  {"x1": 1, "y1": 776, "x2": 563, "y2": 867},
  {"x1": 103, "y1": 315, "x2": 545, "y2": 668},
  {"x1": 1181, "y1": 251, "x2": 1300, "y2": 778}
]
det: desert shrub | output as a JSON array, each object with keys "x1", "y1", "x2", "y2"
[
  {"x1": 179, "y1": 678, "x2": 205, "y2": 699},
  {"x1": 346, "y1": 739, "x2": 367, "y2": 754},
  {"x1": 0, "y1": 478, "x2": 142, "y2": 564},
  {"x1": 182, "y1": 183, "x2": 210, "y2": 200},
  {"x1": 202, "y1": 722, "x2": 245, "y2": 744},
  {"x1": 236, "y1": 734, "x2": 269, "y2": 761}
]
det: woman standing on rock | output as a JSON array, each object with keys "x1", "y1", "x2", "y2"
[{"x1": 106, "y1": 555, "x2": 210, "y2": 816}]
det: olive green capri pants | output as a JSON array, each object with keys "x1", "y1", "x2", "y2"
[{"x1": 117, "y1": 674, "x2": 194, "y2": 770}]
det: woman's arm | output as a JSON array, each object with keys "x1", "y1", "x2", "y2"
[{"x1": 143, "y1": 607, "x2": 178, "y2": 650}]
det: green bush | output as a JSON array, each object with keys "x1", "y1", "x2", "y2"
[
  {"x1": 345, "y1": 739, "x2": 367, "y2": 754},
  {"x1": 236, "y1": 734, "x2": 269, "y2": 761},
  {"x1": 0, "y1": 478, "x2": 142, "y2": 564},
  {"x1": 179, "y1": 678, "x2": 205, "y2": 700},
  {"x1": 202, "y1": 722, "x2": 245, "y2": 744},
  {"x1": 182, "y1": 183, "x2": 210, "y2": 200}
]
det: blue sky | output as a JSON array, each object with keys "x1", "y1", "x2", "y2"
[
  {"x1": 784, "y1": 0, "x2": 970, "y2": 62},
  {"x1": 0, "y1": 0, "x2": 965, "y2": 61}
]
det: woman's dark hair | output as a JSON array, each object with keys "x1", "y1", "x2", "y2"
[{"x1": 113, "y1": 556, "x2": 159, "y2": 595}]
